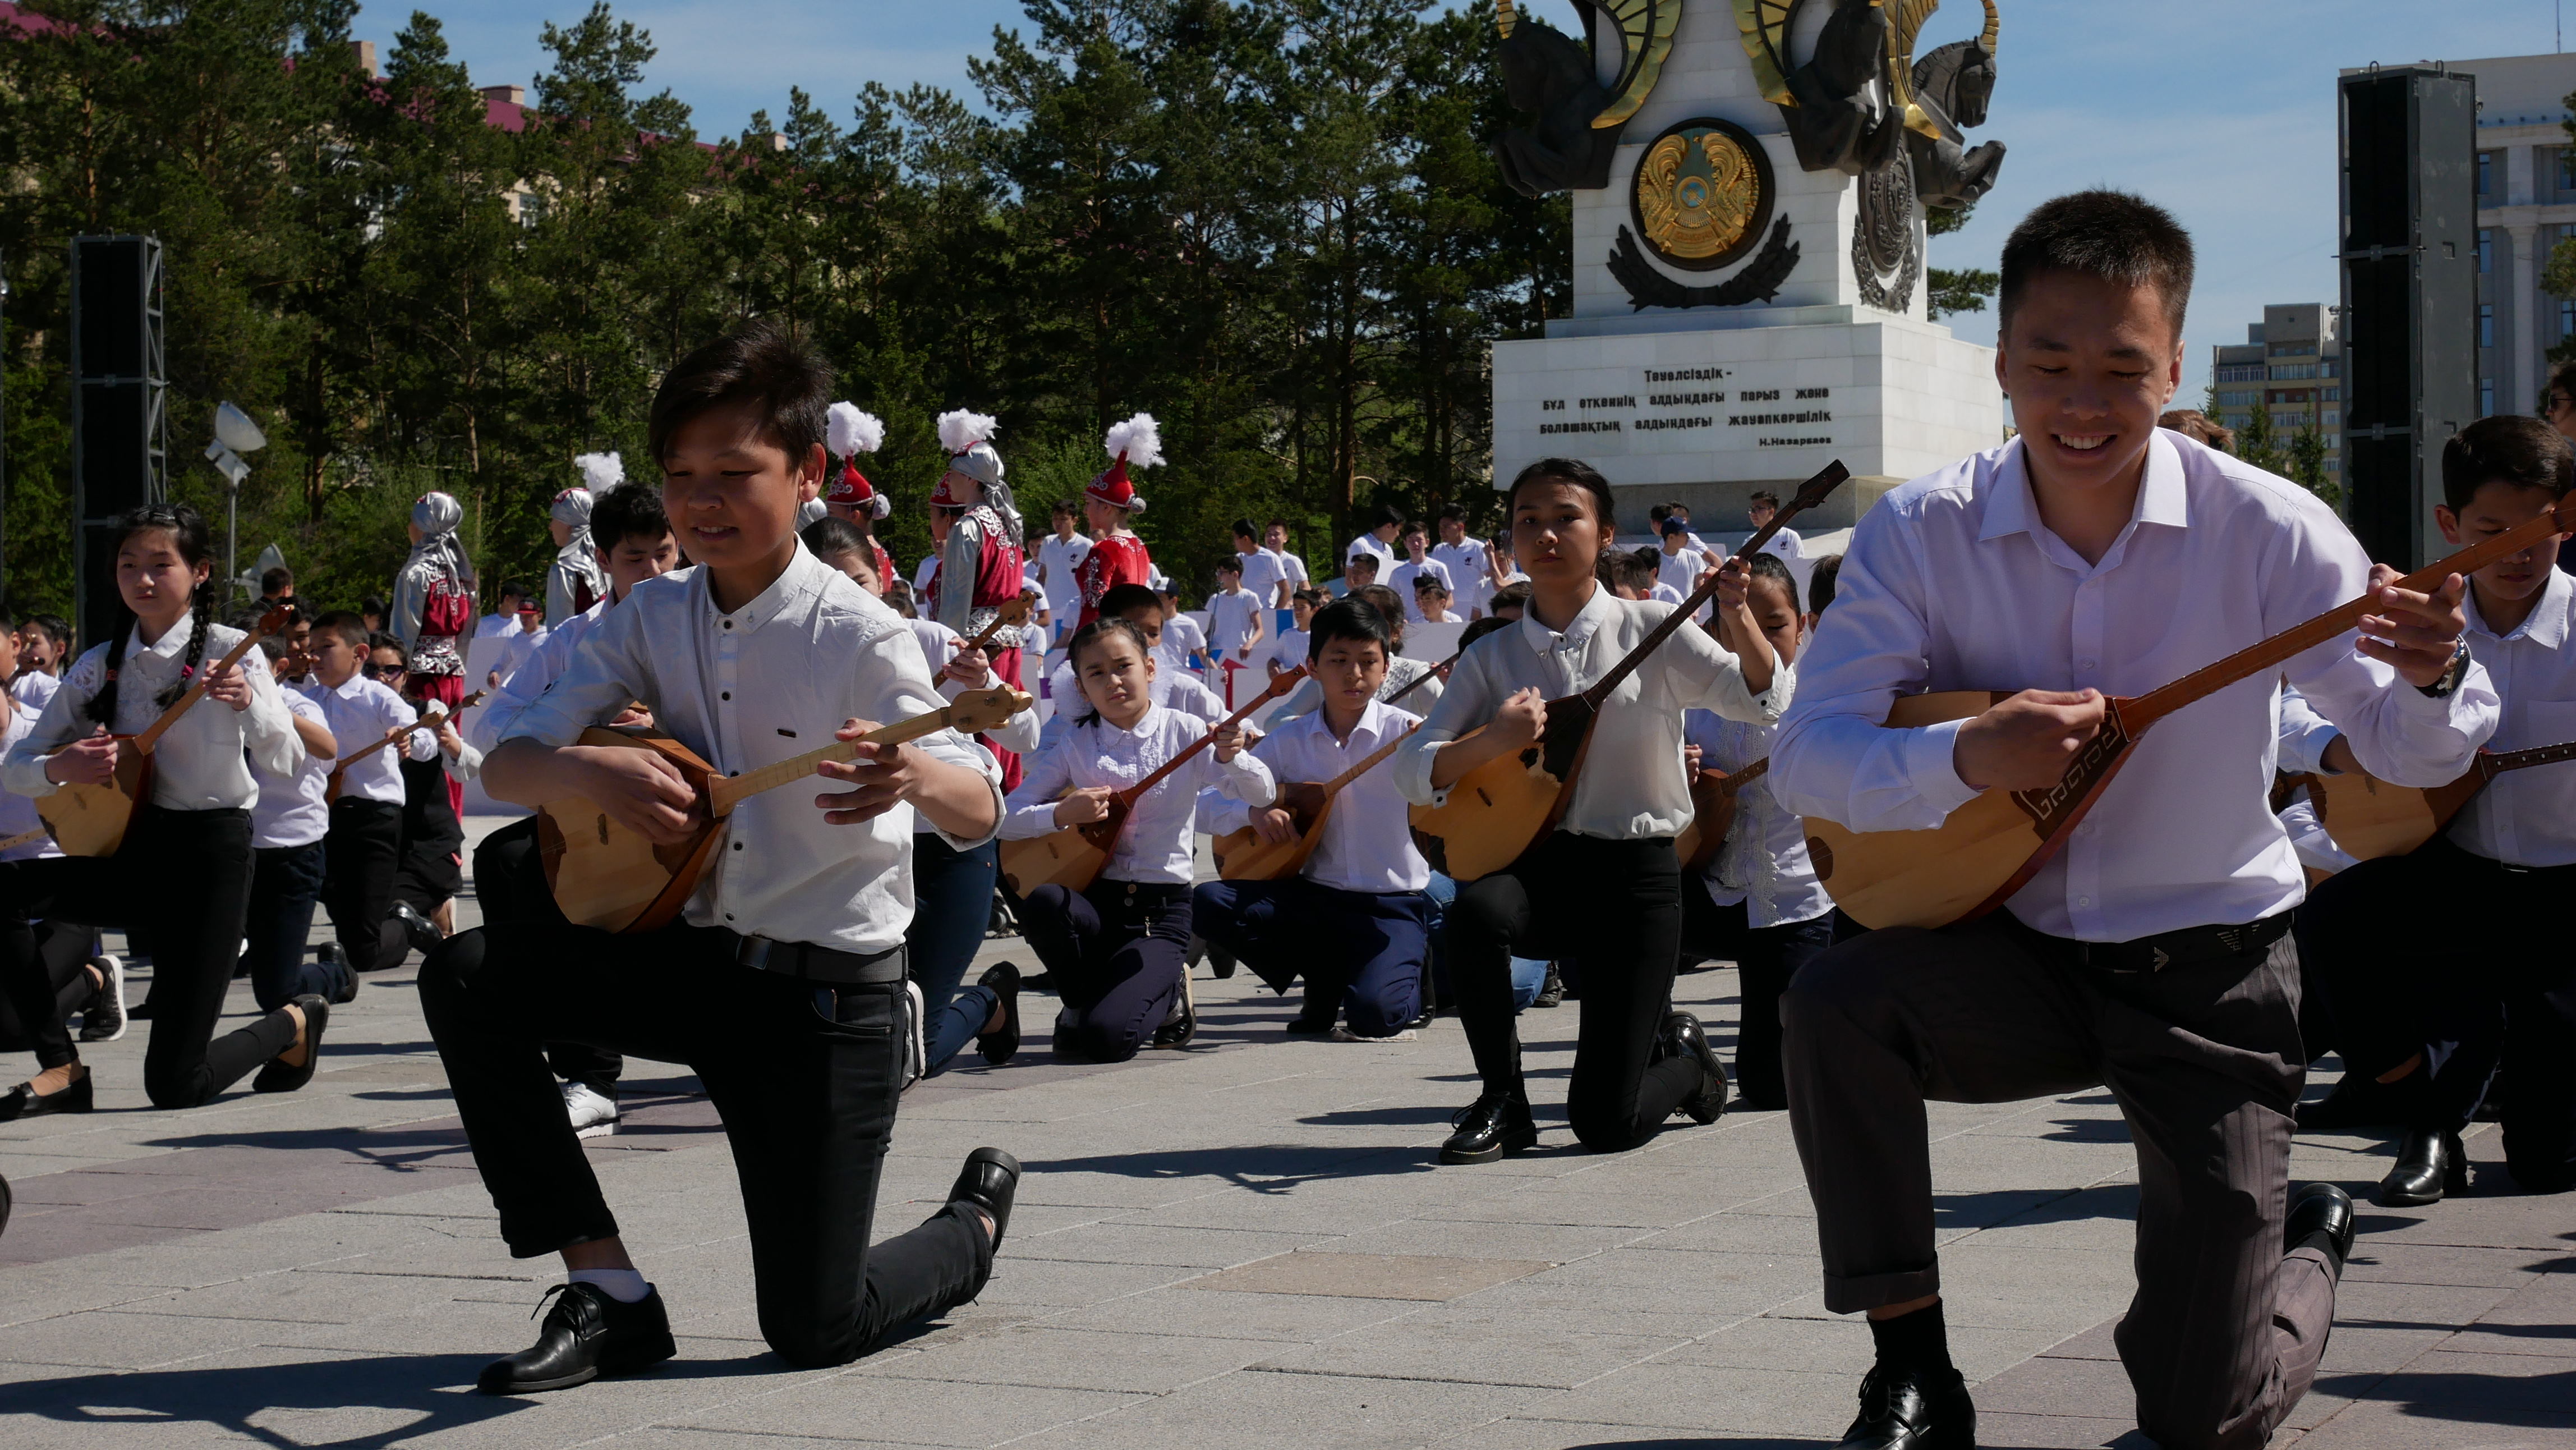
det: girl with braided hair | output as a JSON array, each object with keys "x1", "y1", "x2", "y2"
[{"x1": 0, "y1": 503, "x2": 318, "y2": 1118}]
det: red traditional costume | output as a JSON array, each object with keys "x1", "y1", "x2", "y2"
[
  {"x1": 932, "y1": 410, "x2": 1030, "y2": 789},
  {"x1": 1074, "y1": 414, "x2": 1161, "y2": 630},
  {"x1": 825, "y1": 402, "x2": 897, "y2": 590}
]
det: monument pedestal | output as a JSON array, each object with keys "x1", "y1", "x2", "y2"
[{"x1": 1487, "y1": 0, "x2": 2008, "y2": 524}]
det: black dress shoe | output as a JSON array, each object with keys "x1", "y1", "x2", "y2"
[
  {"x1": 977, "y1": 962, "x2": 1022, "y2": 1065},
  {"x1": 477, "y1": 1282, "x2": 675, "y2": 1394},
  {"x1": 252, "y1": 995, "x2": 329, "y2": 1094},
  {"x1": 1150, "y1": 989, "x2": 1196, "y2": 1048},
  {"x1": 0, "y1": 1072, "x2": 93, "y2": 1122},
  {"x1": 2285, "y1": 1181, "x2": 2357, "y2": 1274},
  {"x1": 2376, "y1": 1130, "x2": 2467, "y2": 1208},
  {"x1": 1837, "y1": 1364, "x2": 1974, "y2": 1448},
  {"x1": 1662, "y1": 1011, "x2": 1729, "y2": 1125},
  {"x1": 1022, "y1": 970, "x2": 1056, "y2": 994},
  {"x1": 1531, "y1": 965, "x2": 1564, "y2": 1008},
  {"x1": 949, "y1": 1146, "x2": 1022, "y2": 1250},
  {"x1": 390, "y1": 901, "x2": 444, "y2": 956},
  {"x1": 1439, "y1": 1089, "x2": 1538, "y2": 1164}
]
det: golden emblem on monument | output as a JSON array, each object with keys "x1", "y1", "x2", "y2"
[{"x1": 1629, "y1": 117, "x2": 1775, "y2": 271}]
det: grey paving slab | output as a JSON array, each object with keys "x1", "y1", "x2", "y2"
[{"x1": 1189, "y1": 1250, "x2": 1553, "y2": 1301}]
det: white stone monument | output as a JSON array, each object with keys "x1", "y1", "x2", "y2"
[{"x1": 1488, "y1": 0, "x2": 2010, "y2": 530}]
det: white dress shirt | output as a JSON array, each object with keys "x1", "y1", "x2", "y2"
[
  {"x1": 2275, "y1": 685, "x2": 2342, "y2": 777},
  {"x1": 1387, "y1": 558, "x2": 1454, "y2": 621},
  {"x1": 475, "y1": 613, "x2": 519, "y2": 640},
  {"x1": 0, "y1": 705, "x2": 61, "y2": 862},
  {"x1": 5, "y1": 621, "x2": 298, "y2": 812},
  {"x1": 1396, "y1": 586, "x2": 1786, "y2": 838},
  {"x1": 908, "y1": 617, "x2": 1039, "y2": 755},
  {"x1": 1038, "y1": 533, "x2": 1093, "y2": 622},
  {"x1": 1004, "y1": 705, "x2": 1275, "y2": 884},
  {"x1": 252, "y1": 689, "x2": 333, "y2": 848},
  {"x1": 11, "y1": 671, "x2": 59, "y2": 718},
  {"x1": 504, "y1": 545, "x2": 1002, "y2": 952},
  {"x1": 1273, "y1": 652, "x2": 1442, "y2": 723},
  {"x1": 2448, "y1": 567, "x2": 2576, "y2": 867},
  {"x1": 910, "y1": 552, "x2": 941, "y2": 595},
  {"x1": 303, "y1": 675, "x2": 436, "y2": 806},
  {"x1": 475, "y1": 596, "x2": 610, "y2": 750},
  {"x1": 1770, "y1": 430, "x2": 2497, "y2": 941},
  {"x1": 487, "y1": 622, "x2": 550, "y2": 691},
  {"x1": 1683, "y1": 710, "x2": 1829, "y2": 928},
  {"x1": 1201, "y1": 699, "x2": 1427, "y2": 893},
  {"x1": 1206, "y1": 587, "x2": 1264, "y2": 659},
  {"x1": 1430, "y1": 540, "x2": 1492, "y2": 617},
  {"x1": 1237, "y1": 549, "x2": 1290, "y2": 608}
]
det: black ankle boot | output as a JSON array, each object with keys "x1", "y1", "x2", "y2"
[
  {"x1": 477, "y1": 1283, "x2": 675, "y2": 1394},
  {"x1": 1440, "y1": 1088, "x2": 1538, "y2": 1164},
  {"x1": 1837, "y1": 1364, "x2": 1975, "y2": 1448},
  {"x1": 950, "y1": 1146, "x2": 1022, "y2": 1251},
  {"x1": 2376, "y1": 1129, "x2": 2468, "y2": 1208}
]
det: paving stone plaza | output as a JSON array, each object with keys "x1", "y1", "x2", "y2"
[{"x1": 0, "y1": 821, "x2": 2567, "y2": 1449}]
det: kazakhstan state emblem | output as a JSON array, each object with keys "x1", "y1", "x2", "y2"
[{"x1": 1629, "y1": 116, "x2": 1774, "y2": 271}]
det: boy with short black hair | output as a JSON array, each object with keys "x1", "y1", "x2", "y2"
[
  {"x1": 1273, "y1": 583, "x2": 1443, "y2": 720},
  {"x1": 1745, "y1": 489, "x2": 1800, "y2": 569},
  {"x1": 1770, "y1": 189, "x2": 2492, "y2": 1448},
  {"x1": 1412, "y1": 576, "x2": 1461, "y2": 625},
  {"x1": 1152, "y1": 581, "x2": 1208, "y2": 677},
  {"x1": 1430, "y1": 506, "x2": 1495, "y2": 620},
  {"x1": 420, "y1": 320, "x2": 1019, "y2": 1394},
  {"x1": 1197, "y1": 598, "x2": 1432, "y2": 1037},
  {"x1": 1386, "y1": 522, "x2": 1452, "y2": 623},
  {"x1": 1332, "y1": 548, "x2": 1380, "y2": 600},
  {"x1": 1204, "y1": 556, "x2": 1267, "y2": 678},
  {"x1": 2298, "y1": 412, "x2": 2576, "y2": 1205},
  {"x1": 1269, "y1": 589, "x2": 1324, "y2": 678},
  {"x1": 1231, "y1": 518, "x2": 1291, "y2": 609},
  {"x1": 302, "y1": 610, "x2": 438, "y2": 978}
]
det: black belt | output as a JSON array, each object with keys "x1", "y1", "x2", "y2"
[
  {"x1": 732, "y1": 934, "x2": 907, "y2": 985},
  {"x1": 2028, "y1": 910, "x2": 2293, "y2": 976}
]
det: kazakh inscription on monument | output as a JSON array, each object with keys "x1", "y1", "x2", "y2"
[{"x1": 1630, "y1": 117, "x2": 1774, "y2": 271}]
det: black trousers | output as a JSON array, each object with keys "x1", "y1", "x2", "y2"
[
  {"x1": 243, "y1": 840, "x2": 329, "y2": 1013},
  {"x1": 0, "y1": 921, "x2": 97, "y2": 1052},
  {"x1": 416, "y1": 922, "x2": 991, "y2": 1368},
  {"x1": 323, "y1": 798, "x2": 406, "y2": 973},
  {"x1": 0, "y1": 807, "x2": 293, "y2": 1105},
  {"x1": 1450, "y1": 833, "x2": 1693, "y2": 1152},
  {"x1": 1020, "y1": 878, "x2": 1190, "y2": 1062},
  {"x1": 471, "y1": 815, "x2": 620, "y2": 1095},
  {"x1": 2299, "y1": 834, "x2": 2576, "y2": 1191},
  {"x1": 1679, "y1": 879, "x2": 1835, "y2": 1111}
]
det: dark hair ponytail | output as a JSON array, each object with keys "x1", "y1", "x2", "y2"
[
  {"x1": 85, "y1": 502, "x2": 216, "y2": 728},
  {"x1": 1065, "y1": 615, "x2": 1154, "y2": 728}
]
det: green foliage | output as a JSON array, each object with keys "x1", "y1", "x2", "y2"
[
  {"x1": 0, "y1": 0, "x2": 1565, "y2": 614},
  {"x1": 1923, "y1": 201, "x2": 1995, "y2": 321}
]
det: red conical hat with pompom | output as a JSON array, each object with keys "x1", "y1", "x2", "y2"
[{"x1": 1087, "y1": 414, "x2": 1161, "y2": 511}]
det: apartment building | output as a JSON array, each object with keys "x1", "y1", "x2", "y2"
[{"x1": 2211, "y1": 302, "x2": 2344, "y2": 475}]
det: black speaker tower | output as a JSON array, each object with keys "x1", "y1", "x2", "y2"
[
  {"x1": 70, "y1": 235, "x2": 167, "y2": 645},
  {"x1": 2338, "y1": 67, "x2": 2477, "y2": 568}
]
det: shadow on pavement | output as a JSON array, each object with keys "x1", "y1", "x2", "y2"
[
  {"x1": 1029, "y1": 1142, "x2": 1437, "y2": 1191},
  {"x1": 3, "y1": 1355, "x2": 518, "y2": 1446}
]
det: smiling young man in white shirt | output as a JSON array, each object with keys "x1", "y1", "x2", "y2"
[
  {"x1": 1769, "y1": 191, "x2": 2496, "y2": 1450},
  {"x1": 421, "y1": 323, "x2": 1023, "y2": 1397}
]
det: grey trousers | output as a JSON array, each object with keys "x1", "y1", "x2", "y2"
[{"x1": 1781, "y1": 914, "x2": 2336, "y2": 1450}]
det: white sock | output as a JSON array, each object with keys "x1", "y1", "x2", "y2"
[{"x1": 568, "y1": 1268, "x2": 651, "y2": 1304}]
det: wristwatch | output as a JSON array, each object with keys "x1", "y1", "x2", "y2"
[{"x1": 2415, "y1": 638, "x2": 2471, "y2": 699}]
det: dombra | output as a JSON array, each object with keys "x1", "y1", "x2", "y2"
[
  {"x1": 2303, "y1": 737, "x2": 2576, "y2": 862},
  {"x1": 1410, "y1": 461, "x2": 1848, "y2": 882},
  {"x1": 999, "y1": 667, "x2": 1305, "y2": 898},
  {"x1": 538, "y1": 686, "x2": 1030, "y2": 933},
  {"x1": 1673, "y1": 757, "x2": 1767, "y2": 873},
  {"x1": 1212, "y1": 723, "x2": 1419, "y2": 882},
  {"x1": 1804, "y1": 498, "x2": 2576, "y2": 929},
  {"x1": 38, "y1": 604, "x2": 295, "y2": 859},
  {"x1": 323, "y1": 691, "x2": 488, "y2": 805}
]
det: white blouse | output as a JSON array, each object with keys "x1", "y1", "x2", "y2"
[
  {"x1": 1004, "y1": 705, "x2": 1274, "y2": 884},
  {"x1": 3, "y1": 621, "x2": 298, "y2": 813}
]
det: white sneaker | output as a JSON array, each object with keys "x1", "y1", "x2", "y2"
[
  {"x1": 900, "y1": 979, "x2": 927, "y2": 1090},
  {"x1": 76, "y1": 956, "x2": 127, "y2": 1043},
  {"x1": 562, "y1": 1082, "x2": 619, "y2": 1139}
]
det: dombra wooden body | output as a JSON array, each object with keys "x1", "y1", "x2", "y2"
[
  {"x1": 1800, "y1": 496, "x2": 2575, "y2": 930},
  {"x1": 538, "y1": 686, "x2": 1029, "y2": 933},
  {"x1": 999, "y1": 668, "x2": 1304, "y2": 898},
  {"x1": 2309, "y1": 737, "x2": 2576, "y2": 862},
  {"x1": 1673, "y1": 757, "x2": 1768, "y2": 873},
  {"x1": 1411, "y1": 460, "x2": 1851, "y2": 882},
  {"x1": 38, "y1": 604, "x2": 293, "y2": 859},
  {"x1": 1212, "y1": 724, "x2": 1419, "y2": 882}
]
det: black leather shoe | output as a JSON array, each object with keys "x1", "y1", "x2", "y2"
[
  {"x1": 0, "y1": 1071, "x2": 93, "y2": 1122},
  {"x1": 476, "y1": 1282, "x2": 675, "y2": 1394},
  {"x1": 1439, "y1": 1089, "x2": 1538, "y2": 1164},
  {"x1": 1663, "y1": 1011, "x2": 1729, "y2": 1125},
  {"x1": 977, "y1": 962, "x2": 1022, "y2": 1065},
  {"x1": 949, "y1": 1146, "x2": 1022, "y2": 1251},
  {"x1": 390, "y1": 901, "x2": 444, "y2": 956},
  {"x1": 1150, "y1": 989, "x2": 1196, "y2": 1048},
  {"x1": 2286, "y1": 1181, "x2": 2357, "y2": 1274},
  {"x1": 1838, "y1": 1364, "x2": 1975, "y2": 1448},
  {"x1": 1284, "y1": 1011, "x2": 1335, "y2": 1035},
  {"x1": 2377, "y1": 1130, "x2": 2467, "y2": 1208},
  {"x1": 1022, "y1": 970, "x2": 1056, "y2": 994},
  {"x1": 253, "y1": 995, "x2": 329, "y2": 1094},
  {"x1": 1531, "y1": 965, "x2": 1564, "y2": 1008}
]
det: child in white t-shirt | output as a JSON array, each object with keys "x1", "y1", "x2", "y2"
[
  {"x1": 1412, "y1": 577, "x2": 1462, "y2": 625},
  {"x1": 1203, "y1": 557, "x2": 1267, "y2": 665}
]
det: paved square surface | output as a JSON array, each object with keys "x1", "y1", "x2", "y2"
[{"x1": 0, "y1": 818, "x2": 2567, "y2": 1447}]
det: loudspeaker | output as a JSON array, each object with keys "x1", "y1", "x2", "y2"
[
  {"x1": 2338, "y1": 67, "x2": 2477, "y2": 568},
  {"x1": 70, "y1": 235, "x2": 165, "y2": 643}
]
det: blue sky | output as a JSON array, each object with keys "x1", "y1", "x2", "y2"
[{"x1": 388, "y1": 0, "x2": 2571, "y2": 394}]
